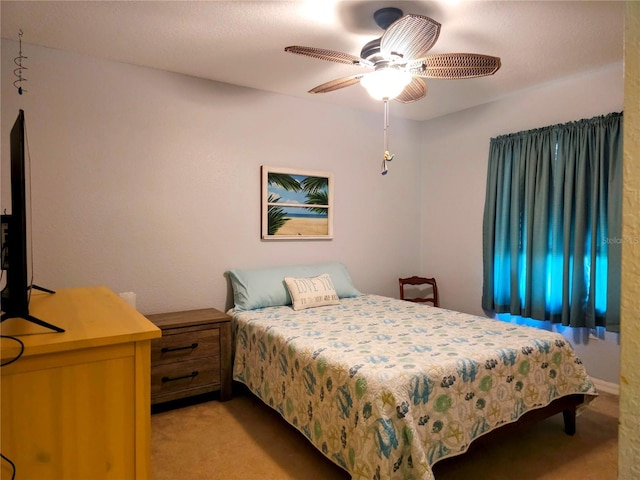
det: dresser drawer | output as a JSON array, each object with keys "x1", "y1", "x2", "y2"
[
  {"x1": 151, "y1": 328, "x2": 219, "y2": 365},
  {"x1": 151, "y1": 357, "x2": 221, "y2": 400}
]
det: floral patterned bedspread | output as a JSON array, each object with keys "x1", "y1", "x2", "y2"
[{"x1": 231, "y1": 294, "x2": 597, "y2": 480}]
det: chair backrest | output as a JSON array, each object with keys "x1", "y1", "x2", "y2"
[{"x1": 399, "y1": 276, "x2": 439, "y2": 307}]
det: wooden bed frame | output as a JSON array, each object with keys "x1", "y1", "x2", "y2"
[
  {"x1": 431, "y1": 393, "x2": 585, "y2": 469},
  {"x1": 528, "y1": 393, "x2": 583, "y2": 436}
]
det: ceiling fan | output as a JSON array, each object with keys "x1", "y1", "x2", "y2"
[{"x1": 284, "y1": 7, "x2": 501, "y2": 103}]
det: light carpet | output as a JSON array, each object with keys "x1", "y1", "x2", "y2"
[{"x1": 151, "y1": 388, "x2": 618, "y2": 480}]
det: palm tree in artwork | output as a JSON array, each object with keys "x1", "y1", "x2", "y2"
[
  {"x1": 267, "y1": 193, "x2": 289, "y2": 235},
  {"x1": 300, "y1": 176, "x2": 328, "y2": 216},
  {"x1": 266, "y1": 173, "x2": 300, "y2": 234},
  {"x1": 303, "y1": 191, "x2": 328, "y2": 215},
  {"x1": 268, "y1": 173, "x2": 302, "y2": 192},
  {"x1": 300, "y1": 176, "x2": 326, "y2": 193}
]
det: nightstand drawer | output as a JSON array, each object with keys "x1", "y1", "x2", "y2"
[
  {"x1": 147, "y1": 307, "x2": 232, "y2": 406},
  {"x1": 151, "y1": 328, "x2": 219, "y2": 365},
  {"x1": 151, "y1": 357, "x2": 221, "y2": 399}
]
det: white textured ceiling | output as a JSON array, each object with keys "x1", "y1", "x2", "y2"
[{"x1": 0, "y1": 1, "x2": 625, "y2": 121}]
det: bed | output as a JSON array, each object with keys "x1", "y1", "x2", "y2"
[{"x1": 227, "y1": 262, "x2": 597, "y2": 480}]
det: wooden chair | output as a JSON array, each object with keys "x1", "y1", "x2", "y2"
[{"x1": 399, "y1": 276, "x2": 439, "y2": 307}]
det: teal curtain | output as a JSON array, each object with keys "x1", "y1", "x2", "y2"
[{"x1": 482, "y1": 112, "x2": 622, "y2": 332}]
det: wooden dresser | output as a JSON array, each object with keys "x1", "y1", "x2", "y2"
[
  {"x1": 146, "y1": 308, "x2": 232, "y2": 405},
  {"x1": 0, "y1": 286, "x2": 161, "y2": 480}
]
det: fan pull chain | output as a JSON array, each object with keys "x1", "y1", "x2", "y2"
[
  {"x1": 381, "y1": 99, "x2": 394, "y2": 175},
  {"x1": 13, "y1": 29, "x2": 28, "y2": 95}
]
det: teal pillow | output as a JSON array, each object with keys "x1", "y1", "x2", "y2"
[{"x1": 226, "y1": 261, "x2": 361, "y2": 311}]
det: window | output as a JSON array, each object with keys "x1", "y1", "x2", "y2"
[{"x1": 482, "y1": 112, "x2": 622, "y2": 332}]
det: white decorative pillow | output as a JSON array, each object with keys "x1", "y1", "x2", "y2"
[{"x1": 284, "y1": 274, "x2": 340, "y2": 311}]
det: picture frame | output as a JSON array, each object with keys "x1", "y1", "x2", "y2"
[{"x1": 261, "y1": 166, "x2": 334, "y2": 240}]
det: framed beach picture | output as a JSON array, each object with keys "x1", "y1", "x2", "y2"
[{"x1": 261, "y1": 166, "x2": 334, "y2": 240}]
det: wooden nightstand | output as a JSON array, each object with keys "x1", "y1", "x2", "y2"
[{"x1": 146, "y1": 308, "x2": 232, "y2": 406}]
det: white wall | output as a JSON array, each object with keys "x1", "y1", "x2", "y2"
[
  {"x1": 420, "y1": 62, "x2": 624, "y2": 385},
  {"x1": 0, "y1": 39, "x2": 623, "y2": 386},
  {"x1": 1, "y1": 40, "x2": 422, "y2": 314}
]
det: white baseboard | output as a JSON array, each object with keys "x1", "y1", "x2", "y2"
[{"x1": 591, "y1": 377, "x2": 619, "y2": 396}]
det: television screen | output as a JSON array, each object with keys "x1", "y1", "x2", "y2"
[{"x1": 1, "y1": 109, "x2": 62, "y2": 332}]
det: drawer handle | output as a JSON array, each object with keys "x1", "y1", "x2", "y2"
[
  {"x1": 161, "y1": 342, "x2": 198, "y2": 354},
  {"x1": 161, "y1": 371, "x2": 199, "y2": 383}
]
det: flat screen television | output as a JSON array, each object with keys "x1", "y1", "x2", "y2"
[{"x1": 1, "y1": 109, "x2": 63, "y2": 332}]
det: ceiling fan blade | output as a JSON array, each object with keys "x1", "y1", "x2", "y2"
[
  {"x1": 380, "y1": 14, "x2": 441, "y2": 62},
  {"x1": 285, "y1": 46, "x2": 372, "y2": 67},
  {"x1": 406, "y1": 53, "x2": 501, "y2": 79},
  {"x1": 394, "y1": 77, "x2": 427, "y2": 104},
  {"x1": 309, "y1": 74, "x2": 365, "y2": 94}
]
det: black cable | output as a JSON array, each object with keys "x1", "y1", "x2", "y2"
[
  {"x1": 0, "y1": 335, "x2": 25, "y2": 366},
  {"x1": 0, "y1": 453, "x2": 16, "y2": 480}
]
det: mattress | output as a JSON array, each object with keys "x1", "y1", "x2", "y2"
[{"x1": 231, "y1": 294, "x2": 597, "y2": 480}]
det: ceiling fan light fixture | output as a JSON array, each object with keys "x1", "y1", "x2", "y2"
[{"x1": 360, "y1": 68, "x2": 412, "y2": 100}]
